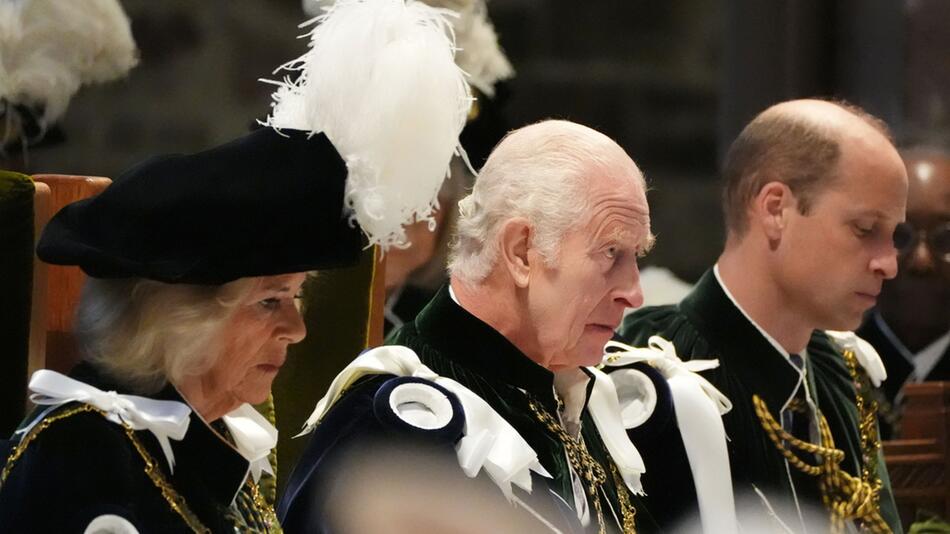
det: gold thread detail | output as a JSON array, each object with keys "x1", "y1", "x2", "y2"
[
  {"x1": 245, "y1": 477, "x2": 283, "y2": 533},
  {"x1": 753, "y1": 348, "x2": 890, "y2": 533},
  {"x1": 1, "y1": 404, "x2": 210, "y2": 533},
  {"x1": 528, "y1": 397, "x2": 637, "y2": 533}
]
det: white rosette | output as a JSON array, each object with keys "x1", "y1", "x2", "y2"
[
  {"x1": 603, "y1": 337, "x2": 738, "y2": 534},
  {"x1": 302, "y1": 345, "x2": 551, "y2": 500}
]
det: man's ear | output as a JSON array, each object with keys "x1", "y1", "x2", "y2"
[
  {"x1": 753, "y1": 181, "x2": 795, "y2": 240},
  {"x1": 498, "y1": 217, "x2": 532, "y2": 288}
]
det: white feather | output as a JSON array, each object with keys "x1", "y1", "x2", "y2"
[
  {"x1": 264, "y1": 0, "x2": 473, "y2": 251},
  {"x1": 451, "y1": 1, "x2": 513, "y2": 97},
  {"x1": 0, "y1": 0, "x2": 137, "y2": 124},
  {"x1": 302, "y1": 0, "x2": 513, "y2": 96}
]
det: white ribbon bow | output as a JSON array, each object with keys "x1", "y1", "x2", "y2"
[
  {"x1": 302, "y1": 345, "x2": 551, "y2": 500},
  {"x1": 222, "y1": 404, "x2": 279, "y2": 483},
  {"x1": 825, "y1": 330, "x2": 887, "y2": 387},
  {"x1": 601, "y1": 337, "x2": 738, "y2": 534},
  {"x1": 26, "y1": 370, "x2": 192, "y2": 472},
  {"x1": 585, "y1": 367, "x2": 647, "y2": 495},
  {"x1": 603, "y1": 336, "x2": 732, "y2": 415}
]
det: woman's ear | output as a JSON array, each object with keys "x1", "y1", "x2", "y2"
[{"x1": 498, "y1": 217, "x2": 532, "y2": 287}]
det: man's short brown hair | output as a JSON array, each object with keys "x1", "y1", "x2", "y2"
[{"x1": 722, "y1": 100, "x2": 892, "y2": 236}]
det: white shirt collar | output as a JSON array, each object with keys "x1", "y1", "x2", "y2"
[
  {"x1": 712, "y1": 265, "x2": 811, "y2": 414},
  {"x1": 874, "y1": 312, "x2": 950, "y2": 382},
  {"x1": 713, "y1": 264, "x2": 802, "y2": 361}
]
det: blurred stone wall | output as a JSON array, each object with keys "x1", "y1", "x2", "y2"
[
  {"x1": 8, "y1": 0, "x2": 950, "y2": 282},
  {"x1": 21, "y1": 0, "x2": 307, "y2": 177},
  {"x1": 488, "y1": 0, "x2": 725, "y2": 281},
  {"x1": 11, "y1": 0, "x2": 727, "y2": 283}
]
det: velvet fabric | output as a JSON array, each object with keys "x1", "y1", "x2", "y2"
[
  {"x1": 0, "y1": 363, "x2": 270, "y2": 532},
  {"x1": 619, "y1": 270, "x2": 902, "y2": 532},
  {"x1": 0, "y1": 171, "x2": 35, "y2": 436},
  {"x1": 280, "y1": 285, "x2": 663, "y2": 533},
  {"x1": 36, "y1": 128, "x2": 363, "y2": 285}
]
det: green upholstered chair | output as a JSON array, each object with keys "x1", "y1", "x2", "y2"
[
  {"x1": 270, "y1": 246, "x2": 385, "y2": 499},
  {"x1": 0, "y1": 171, "x2": 49, "y2": 436},
  {"x1": 0, "y1": 173, "x2": 111, "y2": 436}
]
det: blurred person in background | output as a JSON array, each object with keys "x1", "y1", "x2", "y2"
[
  {"x1": 372, "y1": 0, "x2": 514, "y2": 333},
  {"x1": 858, "y1": 146, "x2": 950, "y2": 439}
]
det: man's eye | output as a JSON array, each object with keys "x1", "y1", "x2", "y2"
[
  {"x1": 853, "y1": 223, "x2": 873, "y2": 237},
  {"x1": 259, "y1": 298, "x2": 280, "y2": 310},
  {"x1": 605, "y1": 247, "x2": 618, "y2": 259}
]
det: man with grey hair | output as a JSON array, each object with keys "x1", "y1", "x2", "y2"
[
  {"x1": 281, "y1": 119, "x2": 660, "y2": 533},
  {"x1": 619, "y1": 99, "x2": 905, "y2": 532}
]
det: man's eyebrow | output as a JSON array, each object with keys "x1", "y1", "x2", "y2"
[
  {"x1": 261, "y1": 282, "x2": 293, "y2": 292},
  {"x1": 640, "y1": 232, "x2": 657, "y2": 254}
]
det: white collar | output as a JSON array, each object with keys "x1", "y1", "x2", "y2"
[
  {"x1": 175, "y1": 387, "x2": 279, "y2": 484},
  {"x1": 713, "y1": 265, "x2": 810, "y2": 413},
  {"x1": 713, "y1": 264, "x2": 803, "y2": 362},
  {"x1": 874, "y1": 312, "x2": 950, "y2": 383},
  {"x1": 220, "y1": 404, "x2": 278, "y2": 483}
]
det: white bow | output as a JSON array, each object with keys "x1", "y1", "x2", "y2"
[
  {"x1": 26, "y1": 370, "x2": 192, "y2": 472},
  {"x1": 585, "y1": 367, "x2": 647, "y2": 495},
  {"x1": 825, "y1": 330, "x2": 887, "y2": 387},
  {"x1": 222, "y1": 404, "x2": 278, "y2": 483},
  {"x1": 601, "y1": 337, "x2": 739, "y2": 534},
  {"x1": 603, "y1": 336, "x2": 732, "y2": 415},
  {"x1": 302, "y1": 345, "x2": 551, "y2": 500}
]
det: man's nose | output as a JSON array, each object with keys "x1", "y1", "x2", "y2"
[
  {"x1": 872, "y1": 247, "x2": 900, "y2": 280},
  {"x1": 615, "y1": 269, "x2": 644, "y2": 309}
]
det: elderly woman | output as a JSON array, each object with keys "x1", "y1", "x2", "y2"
[{"x1": 0, "y1": 128, "x2": 364, "y2": 533}]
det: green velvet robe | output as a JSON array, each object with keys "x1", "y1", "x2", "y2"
[
  {"x1": 388, "y1": 285, "x2": 659, "y2": 533},
  {"x1": 618, "y1": 270, "x2": 901, "y2": 533}
]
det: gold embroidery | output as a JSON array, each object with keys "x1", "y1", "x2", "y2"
[
  {"x1": 0, "y1": 404, "x2": 210, "y2": 533},
  {"x1": 528, "y1": 397, "x2": 637, "y2": 533},
  {"x1": 753, "y1": 347, "x2": 889, "y2": 533},
  {"x1": 245, "y1": 477, "x2": 283, "y2": 533}
]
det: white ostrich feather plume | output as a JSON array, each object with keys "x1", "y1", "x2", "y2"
[
  {"x1": 264, "y1": 0, "x2": 473, "y2": 251},
  {"x1": 431, "y1": 0, "x2": 513, "y2": 96},
  {"x1": 0, "y1": 0, "x2": 137, "y2": 124},
  {"x1": 302, "y1": 0, "x2": 513, "y2": 96}
]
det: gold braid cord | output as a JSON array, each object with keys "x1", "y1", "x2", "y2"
[
  {"x1": 1, "y1": 404, "x2": 284, "y2": 533},
  {"x1": 528, "y1": 397, "x2": 637, "y2": 534},
  {"x1": 752, "y1": 349, "x2": 890, "y2": 533}
]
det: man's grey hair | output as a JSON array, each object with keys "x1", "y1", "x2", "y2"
[
  {"x1": 75, "y1": 277, "x2": 257, "y2": 395},
  {"x1": 448, "y1": 119, "x2": 643, "y2": 284}
]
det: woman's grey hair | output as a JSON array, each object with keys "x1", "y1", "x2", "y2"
[
  {"x1": 75, "y1": 276, "x2": 258, "y2": 395},
  {"x1": 448, "y1": 119, "x2": 643, "y2": 284}
]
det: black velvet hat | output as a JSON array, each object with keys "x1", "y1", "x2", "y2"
[{"x1": 36, "y1": 127, "x2": 364, "y2": 285}]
